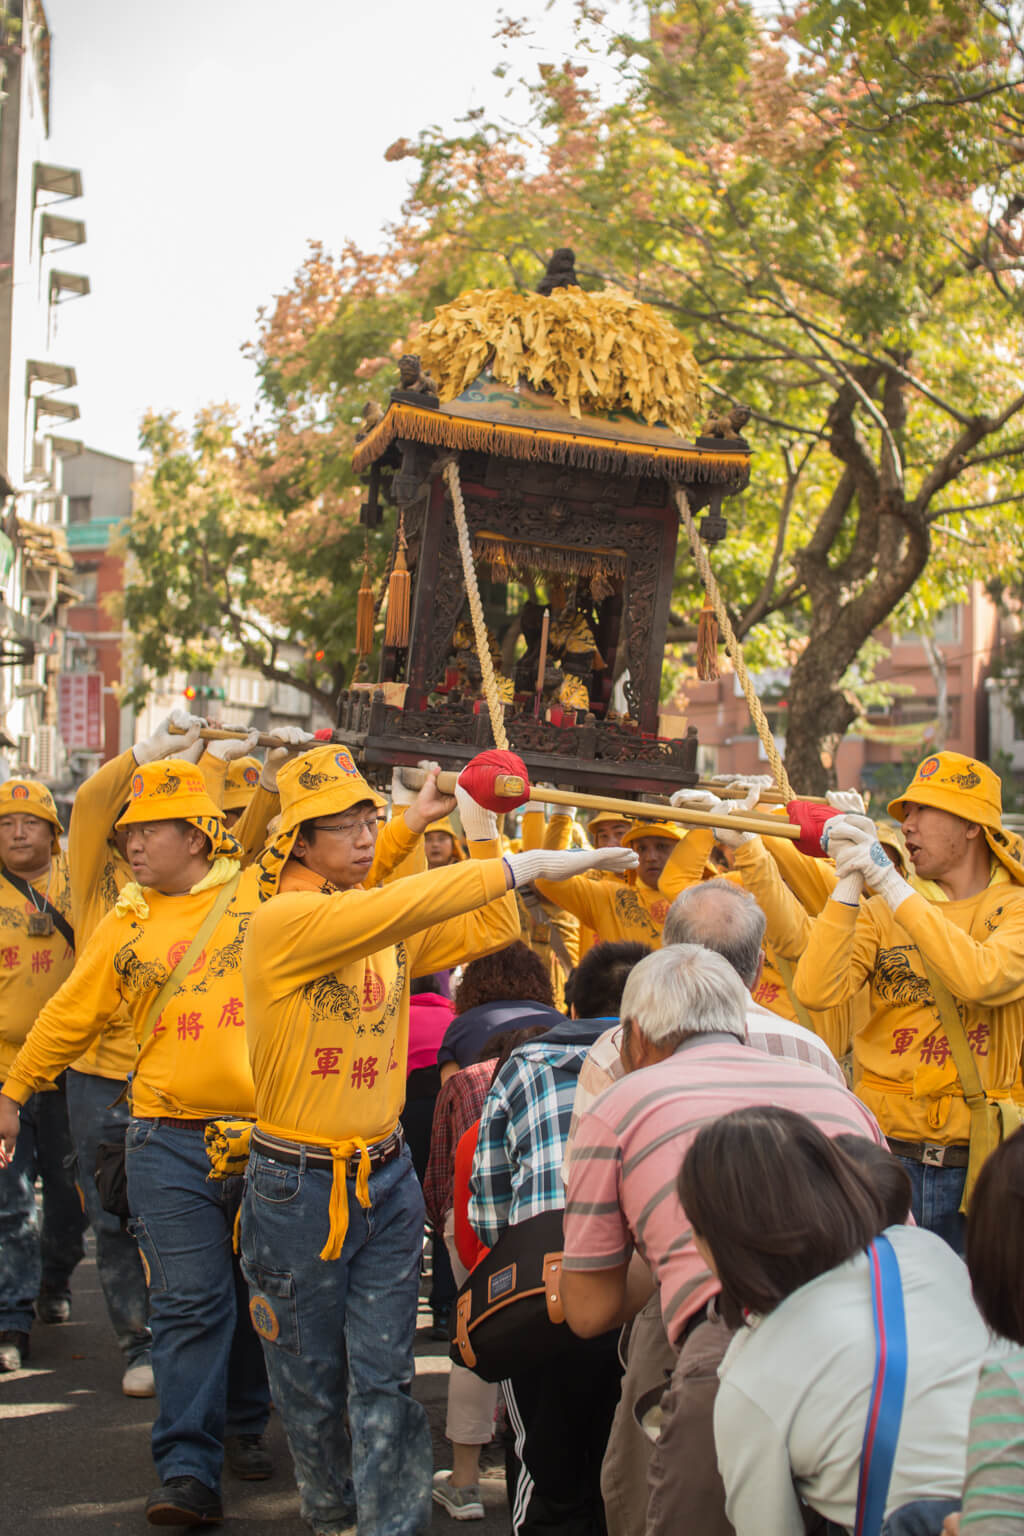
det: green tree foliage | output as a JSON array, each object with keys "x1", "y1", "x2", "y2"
[
  {"x1": 121, "y1": 407, "x2": 370, "y2": 713},
  {"x1": 125, "y1": 2, "x2": 1024, "y2": 787}
]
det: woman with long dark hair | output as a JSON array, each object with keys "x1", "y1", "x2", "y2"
[{"x1": 678, "y1": 1107, "x2": 1000, "y2": 1536}]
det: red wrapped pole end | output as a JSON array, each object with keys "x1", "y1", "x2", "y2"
[
  {"x1": 786, "y1": 800, "x2": 841, "y2": 858},
  {"x1": 457, "y1": 750, "x2": 532, "y2": 811}
]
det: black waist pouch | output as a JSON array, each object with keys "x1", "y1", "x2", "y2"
[
  {"x1": 450, "y1": 1208, "x2": 568, "y2": 1383},
  {"x1": 94, "y1": 1129, "x2": 130, "y2": 1220}
]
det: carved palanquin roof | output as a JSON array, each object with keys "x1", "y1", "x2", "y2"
[{"x1": 352, "y1": 376, "x2": 750, "y2": 488}]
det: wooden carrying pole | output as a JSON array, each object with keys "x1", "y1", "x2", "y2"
[
  {"x1": 167, "y1": 725, "x2": 804, "y2": 837},
  {"x1": 398, "y1": 767, "x2": 801, "y2": 840},
  {"x1": 169, "y1": 724, "x2": 306, "y2": 750}
]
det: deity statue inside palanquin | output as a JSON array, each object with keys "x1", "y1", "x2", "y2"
[
  {"x1": 549, "y1": 607, "x2": 607, "y2": 682},
  {"x1": 450, "y1": 616, "x2": 504, "y2": 695}
]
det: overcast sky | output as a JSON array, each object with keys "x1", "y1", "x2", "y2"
[{"x1": 40, "y1": 0, "x2": 627, "y2": 464}]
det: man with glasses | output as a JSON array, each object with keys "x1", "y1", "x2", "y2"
[{"x1": 240, "y1": 743, "x2": 637, "y2": 1536}]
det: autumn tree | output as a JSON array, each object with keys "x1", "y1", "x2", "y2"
[
  {"x1": 125, "y1": 1, "x2": 1024, "y2": 787},
  {"x1": 122, "y1": 406, "x2": 369, "y2": 714}
]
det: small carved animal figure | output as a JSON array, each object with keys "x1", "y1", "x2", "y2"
[
  {"x1": 355, "y1": 400, "x2": 384, "y2": 440},
  {"x1": 537, "y1": 248, "x2": 579, "y2": 295},
  {"x1": 397, "y1": 354, "x2": 438, "y2": 396},
  {"x1": 702, "y1": 405, "x2": 751, "y2": 439}
]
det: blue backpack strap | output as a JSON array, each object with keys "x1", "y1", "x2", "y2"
[{"x1": 854, "y1": 1234, "x2": 909, "y2": 1536}]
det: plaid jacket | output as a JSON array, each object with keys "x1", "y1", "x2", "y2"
[
  {"x1": 422, "y1": 1059, "x2": 495, "y2": 1230},
  {"x1": 468, "y1": 1017, "x2": 612, "y2": 1247}
]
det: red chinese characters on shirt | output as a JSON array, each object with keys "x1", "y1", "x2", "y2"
[
  {"x1": 891, "y1": 1027, "x2": 918, "y2": 1056},
  {"x1": 31, "y1": 949, "x2": 53, "y2": 974},
  {"x1": 361, "y1": 971, "x2": 385, "y2": 1011},
  {"x1": 217, "y1": 996, "x2": 244, "y2": 1029},
  {"x1": 176, "y1": 1012, "x2": 203, "y2": 1043},
  {"x1": 918, "y1": 1033, "x2": 952, "y2": 1068},
  {"x1": 350, "y1": 1056, "x2": 378, "y2": 1089},
  {"x1": 311, "y1": 1046, "x2": 344, "y2": 1079},
  {"x1": 755, "y1": 981, "x2": 781, "y2": 1007}
]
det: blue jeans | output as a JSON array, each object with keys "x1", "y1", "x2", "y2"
[
  {"x1": 241, "y1": 1143, "x2": 432, "y2": 1536},
  {"x1": 65, "y1": 1069, "x2": 151, "y2": 1367},
  {"x1": 126, "y1": 1119, "x2": 270, "y2": 1491},
  {"x1": 895, "y1": 1156, "x2": 966, "y2": 1255},
  {"x1": 0, "y1": 1076, "x2": 87, "y2": 1333}
]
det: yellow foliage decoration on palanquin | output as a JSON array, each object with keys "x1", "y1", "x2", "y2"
[{"x1": 417, "y1": 285, "x2": 703, "y2": 437}]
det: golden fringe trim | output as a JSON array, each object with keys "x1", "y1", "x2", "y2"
[
  {"x1": 473, "y1": 533, "x2": 628, "y2": 581},
  {"x1": 352, "y1": 404, "x2": 750, "y2": 481}
]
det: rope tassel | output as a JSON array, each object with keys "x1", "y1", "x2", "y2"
[
  {"x1": 696, "y1": 593, "x2": 719, "y2": 681},
  {"x1": 675, "y1": 486, "x2": 794, "y2": 802},
  {"x1": 384, "y1": 514, "x2": 411, "y2": 649},
  {"x1": 442, "y1": 457, "x2": 510, "y2": 753}
]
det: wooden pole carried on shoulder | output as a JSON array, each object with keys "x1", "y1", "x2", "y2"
[{"x1": 397, "y1": 766, "x2": 801, "y2": 840}]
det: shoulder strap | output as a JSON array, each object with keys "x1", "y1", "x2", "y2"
[
  {"x1": 854, "y1": 1234, "x2": 908, "y2": 1536},
  {"x1": 131, "y1": 871, "x2": 241, "y2": 1081},
  {"x1": 919, "y1": 958, "x2": 986, "y2": 1102},
  {"x1": 2, "y1": 866, "x2": 75, "y2": 951}
]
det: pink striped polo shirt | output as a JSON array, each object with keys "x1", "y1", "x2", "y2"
[{"x1": 562, "y1": 1037, "x2": 885, "y2": 1345}]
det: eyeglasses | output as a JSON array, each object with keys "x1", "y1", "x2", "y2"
[{"x1": 309, "y1": 814, "x2": 382, "y2": 841}]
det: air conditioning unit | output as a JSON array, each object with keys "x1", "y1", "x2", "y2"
[
  {"x1": 17, "y1": 732, "x2": 33, "y2": 769},
  {"x1": 36, "y1": 724, "x2": 56, "y2": 778}
]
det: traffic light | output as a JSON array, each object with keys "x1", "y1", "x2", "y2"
[{"x1": 183, "y1": 683, "x2": 226, "y2": 701}]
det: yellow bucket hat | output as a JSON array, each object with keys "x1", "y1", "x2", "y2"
[
  {"x1": 257, "y1": 744, "x2": 385, "y2": 901},
  {"x1": 888, "y1": 751, "x2": 1024, "y2": 883},
  {"x1": 622, "y1": 818, "x2": 686, "y2": 848},
  {"x1": 0, "y1": 777, "x2": 63, "y2": 852},
  {"x1": 586, "y1": 809, "x2": 634, "y2": 844},
  {"x1": 424, "y1": 816, "x2": 465, "y2": 861},
  {"x1": 117, "y1": 759, "x2": 241, "y2": 860},
  {"x1": 223, "y1": 756, "x2": 262, "y2": 812}
]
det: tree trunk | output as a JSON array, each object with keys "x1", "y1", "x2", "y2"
[{"x1": 782, "y1": 645, "x2": 860, "y2": 796}]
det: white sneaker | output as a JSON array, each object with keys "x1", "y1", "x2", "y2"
[
  {"x1": 432, "y1": 1471, "x2": 484, "y2": 1521},
  {"x1": 122, "y1": 1360, "x2": 156, "y2": 1397}
]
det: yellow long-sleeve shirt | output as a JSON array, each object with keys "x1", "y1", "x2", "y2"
[
  {"x1": 68, "y1": 749, "x2": 148, "y2": 1080},
  {"x1": 794, "y1": 882, "x2": 1024, "y2": 1142},
  {"x1": 533, "y1": 829, "x2": 711, "y2": 947},
  {"x1": 0, "y1": 857, "x2": 76, "y2": 1081},
  {"x1": 518, "y1": 810, "x2": 581, "y2": 1005},
  {"x1": 731, "y1": 839, "x2": 864, "y2": 1058},
  {"x1": 243, "y1": 840, "x2": 518, "y2": 1148},
  {"x1": 3, "y1": 865, "x2": 262, "y2": 1119}
]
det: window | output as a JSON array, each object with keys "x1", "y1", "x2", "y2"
[
  {"x1": 73, "y1": 570, "x2": 97, "y2": 604},
  {"x1": 67, "y1": 495, "x2": 92, "y2": 524}
]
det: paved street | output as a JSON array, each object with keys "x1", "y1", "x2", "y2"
[{"x1": 3, "y1": 1235, "x2": 509, "y2": 1534}]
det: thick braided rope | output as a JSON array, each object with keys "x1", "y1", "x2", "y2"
[
  {"x1": 675, "y1": 487, "x2": 794, "y2": 802},
  {"x1": 442, "y1": 457, "x2": 510, "y2": 753}
]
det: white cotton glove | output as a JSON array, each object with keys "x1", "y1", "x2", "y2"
[
  {"x1": 207, "y1": 728, "x2": 259, "y2": 764},
  {"x1": 820, "y1": 812, "x2": 878, "y2": 857},
  {"x1": 830, "y1": 820, "x2": 914, "y2": 909},
  {"x1": 711, "y1": 773, "x2": 775, "y2": 796},
  {"x1": 262, "y1": 726, "x2": 316, "y2": 791},
  {"x1": 454, "y1": 780, "x2": 499, "y2": 843},
  {"x1": 714, "y1": 783, "x2": 765, "y2": 849},
  {"x1": 133, "y1": 708, "x2": 207, "y2": 766},
  {"x1": 826, "y1": 788, "x2": 867, "y2": 817},
  {"x1": 503, "y1": 846, "x2": 639, "y2": 889},
  {"x1": 669, "y1": 788, "x2": 723, "y2": 814},
  {"x1": 390, "y1": 765, "x2": 418, "y2": 809}
]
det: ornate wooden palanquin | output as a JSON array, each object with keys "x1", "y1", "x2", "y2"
[{"x1": 345, "y1": 351, "x2": 751, "y2": 797}]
